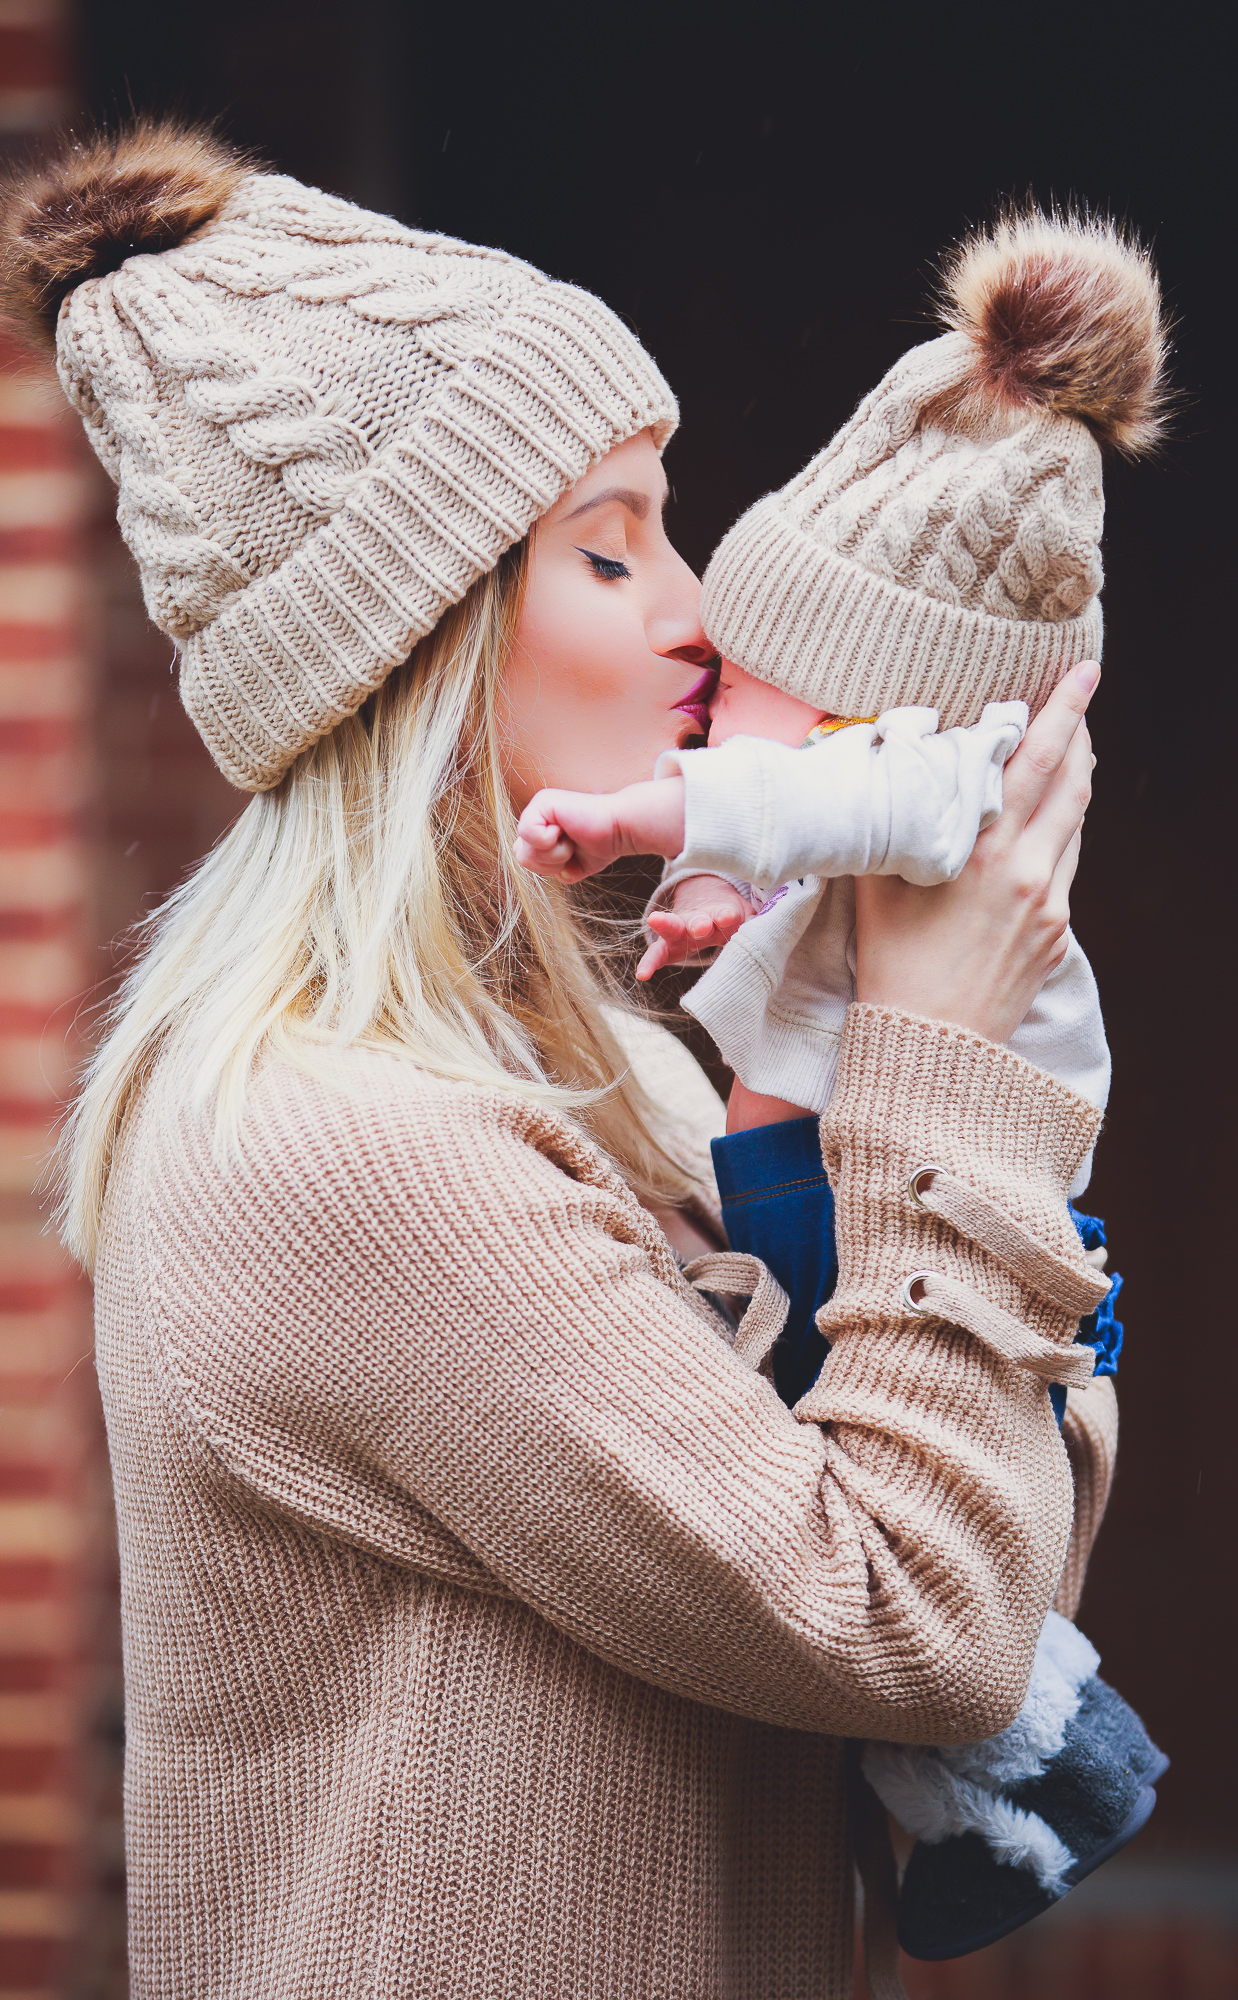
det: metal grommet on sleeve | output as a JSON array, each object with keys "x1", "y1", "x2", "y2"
[
  {"x1": 900, "y1": 1272, "x2": 937, "y2": 1313},
  {"x1": 898, "y1": 1267, "x2": 1097, "y2": 1386},
  {"x1": 902, "y1": 1163, "x2": 1110, "y2": 1316},
  {"x1": 907, "y1": 1164, "x2": 946, "y2": 1208}
]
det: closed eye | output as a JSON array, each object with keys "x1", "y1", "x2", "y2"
[{"x1": 575, "y1": 547, "x2": 632, "y2": 581}]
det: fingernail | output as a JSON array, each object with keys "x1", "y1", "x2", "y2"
[{"x1": 1075, "y1": 660, "x2": 1101, "y2": 693}]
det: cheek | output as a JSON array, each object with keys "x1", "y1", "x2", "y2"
[
  {"x1": 517, "y1": 570, "x2": 642, "y2": 708},
  {"x1": 708, "y1": 688, "x2": 754, "y2": 746},
  {"x1": 505, "y1": 570, "x2": 682, "y2": 795}
]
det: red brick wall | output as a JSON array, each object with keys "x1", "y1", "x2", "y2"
[
  {"x1": 0, "y1": 11, "x2": 238, "y2": 1983},
  {"x1": 0, "y1": 340, "x2": 128, "y2": 1997},
  {"x1": 0, "y1": 6, "x2": 120, "y2": 1994}
]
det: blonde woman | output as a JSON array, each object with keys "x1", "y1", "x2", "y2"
[{"x1": 2, "y1": 125, "x2": 1109, "y2": 1999}]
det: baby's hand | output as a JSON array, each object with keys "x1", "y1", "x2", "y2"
[
  {"x1": 514, "y1": 789, "x2": 629, "y2": 883},
  {"x1": 637, "y1": 875, "x2": 757, "y2": 980},
  {"x1": 515, "y1": 777, "x2": 687, "y2": 884}
]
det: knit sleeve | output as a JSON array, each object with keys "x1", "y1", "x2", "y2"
[
  {"x1": 599, "y1": 1008, "x2": 728, "y2": 1243},
  {"x1": 1053, "y1": 1375, "x2": 1119, "y2": 1620},
  {"x1": 139, "y1": 1012, "x2": 1098, "y2": 1746}
]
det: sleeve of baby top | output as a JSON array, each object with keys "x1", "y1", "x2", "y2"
[
  {"x1": 1008, "y1": 931, "x2": 1111, "y2": 1113},
  {"x1": 876, "y1": 700, "x2": 1028, "y2": 885},
  {"x1": 658, "y1": 702, "x2": 1027, "y2": 892},
  {"x1": 659, "y1": 727, "x2": 894, "y2": 889}
]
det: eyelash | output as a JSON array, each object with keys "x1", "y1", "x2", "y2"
[{"x1": 576, "y1": 546, "x2": 632, "y2": 581}]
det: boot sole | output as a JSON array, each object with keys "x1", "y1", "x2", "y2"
[{"x1": 900, "y1": 1783, "x2": 1159, "y2": 1961}]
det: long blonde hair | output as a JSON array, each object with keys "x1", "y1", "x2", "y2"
[{"x1": 60, "y1": 542, "x2": 696, "y2": 1269}]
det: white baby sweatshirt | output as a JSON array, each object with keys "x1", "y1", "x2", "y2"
[{"x1": 651, "y1": 703, "x2": 1109, "y2": 1198}]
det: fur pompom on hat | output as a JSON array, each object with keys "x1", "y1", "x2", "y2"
[
  {"x1": 701, "y1": 208, "x2": 1168, "y2": 728},
  {"x1": 0, "y1": 120, "x2": 250, "y2": 346},
  {"x1": 0, "y1": 120, "x2": 678, "y2": 790},
  {"x1": 938, "y1": 208, "x2": 1168, "y2": 458}
]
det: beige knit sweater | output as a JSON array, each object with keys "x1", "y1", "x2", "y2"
[{"x1": 94, "y1": 1003, "x2": 1114, "y2": 1998}]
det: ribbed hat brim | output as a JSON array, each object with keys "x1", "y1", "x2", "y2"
[
  {"x1": 180, "y1": 281, "x2": 678, "y2": 790},
  {"x1": 700, "y1": 497, "x2": 1102, "y2": 729}
]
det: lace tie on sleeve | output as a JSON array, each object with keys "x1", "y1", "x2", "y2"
[
  {"x1": 682, "y1": 1252, "x2": 789, "y2": 1371},
  {"x1": 900, "y1": 1165, "x2": 1110, "y2": 1390}
]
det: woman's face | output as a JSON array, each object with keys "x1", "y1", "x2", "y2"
[{"x1": 501, "y1": 431, "x2": 717, "y2": 808}]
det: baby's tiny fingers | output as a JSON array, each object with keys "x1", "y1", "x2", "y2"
[
  {"x1": 517, "y1": 817, "x2": 555, "y2": 849},
  {"x1": 647, "y1": 912, "x2": 690, "y2": 942},
  {"x1": 514, "y1": 831, "x2": 573, "y2": 873},
  {"x1": 636, "y1": 938, "x2": 672, "y2": 981}
]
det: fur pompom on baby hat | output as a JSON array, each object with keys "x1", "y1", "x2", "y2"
[
  {"x1": 0, "y1": 120, "x2": 678, "y2": 789},
  {"x1": 700, "y1": 209, "x2": 1167, "y2": 727}
]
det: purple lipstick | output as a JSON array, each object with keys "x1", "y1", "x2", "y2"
[{"x1": 671, "y1": 665, "x2": 719, "y2": 738}]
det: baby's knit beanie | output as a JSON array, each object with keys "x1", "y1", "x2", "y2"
[
  {"x1": 0, "y1": 122, "x2": 677, "y2": 789},
  {"x1": 701, "y1": 211, "x2": 1167, "y2": 726}
]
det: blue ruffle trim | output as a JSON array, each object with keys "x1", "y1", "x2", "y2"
[{"x1": 1068, "y1": 1204, "x2": 1125, "y2": 1379}]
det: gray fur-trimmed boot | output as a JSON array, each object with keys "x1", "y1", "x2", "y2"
[{"x1": 862, "y1": 1611, "x2": 1167, "y2": 1961}]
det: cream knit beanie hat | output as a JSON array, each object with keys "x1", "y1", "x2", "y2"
[
  {"x1": 701, "y1": 212, "x2": 1167, "y2": 726},
  {"x1": 0, "y1": 123, "x2": 678, "y2": 789}
]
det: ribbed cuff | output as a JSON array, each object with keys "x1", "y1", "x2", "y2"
[
  {"x1": 812, "y1": 1004, "x2": 1103, "y2": 1363},
  {"x1": 700, "y1": 498, "x2": 1102, "y2": 731},
  {"x1": 659, "y1": 741, "x2": 775, "y2": 885},
  {"x1": 682, "y1": 975, "x2": 844, "y2": 1115},
  {"x1": 181, "y1": 282, "x2": 678, "y2": 790}
]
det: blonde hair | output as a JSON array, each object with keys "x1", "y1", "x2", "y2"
[{"x1": 60, "y1": 542, "x2": 696, "y2": 1269}]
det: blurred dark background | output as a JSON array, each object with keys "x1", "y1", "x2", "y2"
[
  {"x1": 80, "y1": 0, "x2": 1232, "y2": 1848},
  {"x1": 60, "y1": 0, "x2": 1238, "y2": 1980}
]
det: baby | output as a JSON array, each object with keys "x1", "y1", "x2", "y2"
[
  {"x1": 516, "y1": 209, "x2": 1168, "y2": 1962},
  {"x1": 516, "y1": 674, "x2": 1108, "y2": 1194}
]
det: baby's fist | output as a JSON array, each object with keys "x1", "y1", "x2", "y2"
[{"x1": 513, "y1": 789, "x2": 625, "y2": 884}]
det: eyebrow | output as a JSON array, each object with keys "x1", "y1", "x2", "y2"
[{"x1": 563, "y1": 484, "x2": 665, "y2": 523}]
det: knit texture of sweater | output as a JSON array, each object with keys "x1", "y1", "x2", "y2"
[{"x1": 94, "y1": 1004, "x2": 1111, "y2": 1998}]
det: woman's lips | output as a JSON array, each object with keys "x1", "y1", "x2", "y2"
[{"x1": 672, "y1": 666, "x2": 719, "y2": 736}]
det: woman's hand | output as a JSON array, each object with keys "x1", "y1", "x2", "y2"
[{"x1": 854, "y1": 661, "x2": 1098, "y2": 1045}]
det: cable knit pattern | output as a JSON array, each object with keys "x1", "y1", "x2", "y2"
[
  {"x1": 55, "y1": 172, "x2": 678, "y2": 789},
  {"x1": 90, "y1": 1008, "x2": 1101, "y2": 1998},
  {"x1": 701, "y1": 332, "x2": 1105, "y2": 727}
]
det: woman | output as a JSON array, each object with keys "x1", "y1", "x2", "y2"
[{"x1": 4, "y1": 125, "x2": 1108, "y2": 1997}]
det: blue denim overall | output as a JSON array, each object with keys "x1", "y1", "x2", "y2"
[{"x1": 710, "y1": 1117, "x2": 1123, "y2": 1416}]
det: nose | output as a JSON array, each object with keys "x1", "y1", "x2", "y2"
[
  {"x1": 663, "y1": 634, "x2": 716, "y2": 667},
  {"x1": 648, "y1": 546, "x2": 714, "y2": 668}
]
